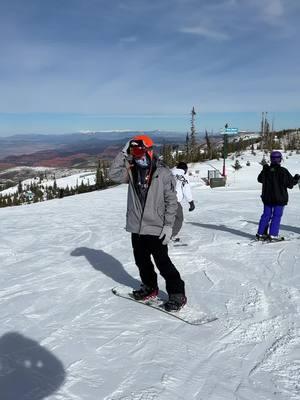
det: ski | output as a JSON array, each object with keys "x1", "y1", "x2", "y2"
[
  {"x1": 237, "y1": 236, "x2": 300, "y2": 246},
  {"x1": 112, "y1": 286, "x2": 218, "y2": 326}
]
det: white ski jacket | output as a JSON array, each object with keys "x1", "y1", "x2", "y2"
[{"x1": 171, "y1": 167, "x2": 193, "y2": 203}]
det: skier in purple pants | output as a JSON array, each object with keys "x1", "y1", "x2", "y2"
[{"x1": 256, "y1": 151, "x2": 299, "y2": 241}]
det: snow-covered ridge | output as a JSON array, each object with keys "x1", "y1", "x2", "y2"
[
  {"x1": 0, "y1": 168, "x2": 96, "y2": 196},
  {"x1": 2, "y1": 149, "x2": 300, "y2": 198}
]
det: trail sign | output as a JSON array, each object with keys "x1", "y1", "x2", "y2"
[{"x1": 223, "y1": 127, "x2": 239, "y2": 134}]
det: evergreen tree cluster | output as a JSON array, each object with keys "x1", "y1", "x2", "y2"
[
  {"x1": 0, "y1": 160, "x2": 113, "y2": 208},
  {"x1": 160, "y1": 107, "x2": 259, "y2": 167},
  {"x1": 259, "y1": 113, "x2": 300, "y2": 152},
  {"x1": 159, "y1": 108, "x2": 299, "y2": 169}
]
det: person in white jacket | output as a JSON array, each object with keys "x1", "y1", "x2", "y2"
[{"x1": 171, "y1": 162, "x2": 195, "y2": 240}]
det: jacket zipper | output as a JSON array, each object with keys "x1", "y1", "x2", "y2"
[{"x1": 126, "y1": 160, "x2": 157, "y2": 235}]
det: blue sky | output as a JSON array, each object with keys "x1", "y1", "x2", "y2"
[{"x1": 0, "y1": 0, "x2": 299, "y2": 135}]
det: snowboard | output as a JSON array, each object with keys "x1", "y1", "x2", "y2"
[{"x1": 112, "y1": 286, "x2": 218, "y2": 326}]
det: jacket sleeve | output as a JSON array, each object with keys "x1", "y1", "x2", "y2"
[
  {"x1": 283, "y1": 168, "x2": 297, "y2": 189},
  {"x1": 108, "y1": 152, "x2": 130, "y2": 184},
  {"x1": 163, "y1": 171, "x2": 178, "y2": 227},
  {"x1": 293, "y1": 174, "x2": 300, "y2": 185},
  {"x1": 257, "y1": 165, "x2": 267, "y2": 183}
]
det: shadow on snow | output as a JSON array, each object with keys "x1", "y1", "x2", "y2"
[
  {"x1": 0, "y1": 332, "x2": 65, "y2": 400},
  {"x1": 245, "y1": 220, "x2": 300, "y2": 235},
  {"x1": 187, "y1": 222, "x2": 254, "y2": 240},
  {"x1": 71, "y1": 247, "x2": 140, "y2": 289}
]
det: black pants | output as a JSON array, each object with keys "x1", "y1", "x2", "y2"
[{"x1": 131, "y1": 233, "x2": 185, "y2": 295}]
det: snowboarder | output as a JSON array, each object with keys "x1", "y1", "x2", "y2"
[
  {"x1": 109, "y1": 135, "x2": 187, "y2": 311},
  {"x1": 256, "y1": 150, "x2": 299, "y2": 241},
  {"x1": 171, "y1": 162, "x2": 195, "y2": 241}
]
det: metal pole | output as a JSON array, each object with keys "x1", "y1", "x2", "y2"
[{"x1": 222, "y1": 133, "x2": 227, "y2": 176}]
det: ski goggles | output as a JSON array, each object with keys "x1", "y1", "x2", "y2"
[{"x1": 129, "y1": 140, "x2": 149, "y2": 158}]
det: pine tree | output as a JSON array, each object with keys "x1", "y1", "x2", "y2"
[
  {"x1": 260, "y1": 112, "x2": 265, "y2": 149},
  {"x1": 161, "y1": 143, "x2": 173, "y2": 166},
  {"x1": 260, "y1": 155, "x2": 268, "y2": 166},
  {"x1": 185, "y1": 132, "x2": 190, "y2": 161},
  {"x1": 65, "y1": 185, "x2": 71, "y2": 196},
  {"x1": 205, "y1": 130, "x2": 212, "y2": 159},
  {"x1": 101, "y1": 160, "x2": 109, "y2": 185},
  {"x1": 232, "y1": 159, "x2": 242, "y2": 170},
  {"x1": 18, "y1": 180, "x2": 22, "y2": 195},
  {"x1": 13, "y1": 193, "x2": 19, "y2": 206},
  {"x1": 96, "y1": 160, "x2": 104, "y2": 189},
  {"x1": 190, "y1": 107, "x2": 197, "y2": 161}
]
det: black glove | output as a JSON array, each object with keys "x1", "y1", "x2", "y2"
[
  {"x1": 189, "y1": 201, "x2": 195, "y2": 212},
  {"x1": 294, "y1": 174, "x2": 300, "y2": 183}
]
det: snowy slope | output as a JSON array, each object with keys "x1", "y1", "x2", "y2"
[
  {"x1": 0, "y1": 170, "x2": 96, "y2": 196},
  {"x1": 0, "y1": 151, "x2": 300, "y2": 400}
]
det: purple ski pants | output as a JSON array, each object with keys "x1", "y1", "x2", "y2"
[{"x1": 258, "y1": 204, "x2": 284, "y2": 237}]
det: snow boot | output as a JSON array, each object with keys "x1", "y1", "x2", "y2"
[
  {"x1": 132, "y1": 285, "x2": 158, "y2": 301},
  {"x1": 255, "y1": 233, "x2": 269, "y2": 241},
  {"x1": 268, "y1": 235, "x2": 285, "y2": 242},
  {"x1": 164, "y1": 293, "x2": 187, "y2": 312}
]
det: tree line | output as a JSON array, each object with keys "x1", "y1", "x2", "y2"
[
  {"x1": 160, "y1": 108, "x2": 300, "y2": 168},
  {"x1": 0, "y1": 160, "x2": 114, "y2": 208}
]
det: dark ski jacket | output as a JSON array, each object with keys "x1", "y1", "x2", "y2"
[{"x1": 257, "y1": 163, "x2": 298, "y2": 205}]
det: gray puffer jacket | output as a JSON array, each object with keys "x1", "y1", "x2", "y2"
[{"x1": 109, "y1": 152, "x2": 178, "y2": 236}]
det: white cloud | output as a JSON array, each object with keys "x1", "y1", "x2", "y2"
[
  {"x1": 120, "y1": 36, "x2": 137, "y2": 43},
  {"x1": 180, "y1": 26, "x2": 230, "y2": 41},
  {"x1": 254, "y1": 0, "x2": 284, "y2": 23},
  {"x1": 264, "y1": 0, "x2": 284, "y2": 18}
]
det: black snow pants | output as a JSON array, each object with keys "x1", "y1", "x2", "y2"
[{"x1": 131, "y1": 233, "x2": 185, "y2": 295}]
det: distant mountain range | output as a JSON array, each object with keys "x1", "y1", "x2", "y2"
[
  {"x1": 0, "y1": 130, "x2": 190, "y2": 168},
  {"x1": 0, "y1": 130, "x2": 259, "y2": 169}
]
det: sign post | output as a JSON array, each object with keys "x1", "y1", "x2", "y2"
[
  {"x1": 221, "y1": 125, "x2": 239, "y2": 177},
  {"x1": 222, "y1": 133, "x2": 228, "y2": 176}
]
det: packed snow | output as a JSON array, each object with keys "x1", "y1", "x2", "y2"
[{"x1": 0, "y1": 150, "x2": 299, "y2": 400}]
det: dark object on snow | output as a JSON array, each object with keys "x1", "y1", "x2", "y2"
[
  {"x1": 189, "y1": 200, "x2": 195, "y2": 211},
  {"x1": 209, "y1": 177, "x2": 226, "y2": 188}
]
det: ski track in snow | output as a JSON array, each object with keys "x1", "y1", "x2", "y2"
[{"x1": 0, "y1": 152, "x2": 300, "y2": 399}]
